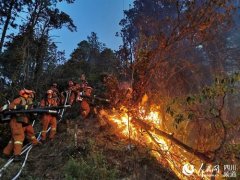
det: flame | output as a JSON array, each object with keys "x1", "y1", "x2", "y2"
[
  {"x1": 102, "y1": 104, "x2": 217, "y2": 179},
  {"x1": 141, "y1": 93, "x2": 148, "y2": 105}
]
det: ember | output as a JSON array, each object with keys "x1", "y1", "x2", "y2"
[{"x1": 101, "y1": 104, "x2": 222, "y2": 179}]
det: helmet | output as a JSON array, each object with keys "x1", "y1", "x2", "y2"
[
  {"x1": 86, "y1": 86, "x2": 92, "y2": 90},
  {"x1": 47, "y1": 89, "x2": 53, "y2": 94},
  {"x1": 19, "y1": 89, "x2": 35, "y2": 97},
  {"x1": 24, "y1": 89, "x2": 35, "y2": 94},
  {"x1": 85, "y1": 86, "x2": 92, "y2": 97}
]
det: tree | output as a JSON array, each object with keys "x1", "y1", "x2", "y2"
[
  {"x1": 87, "y1": 32, "x2": 105, "y2": 52},
  {"x1": 0, "y1": 0, "x2": 26, "y2": 52},
  {"x1": 119, "y1": 0, "x2": 238, "y2": 98},
  {"x1": 52, "y1": 33, "x2": 121, "y2": 85},
  {"x1": 0, "y1": 0, "x2": 76, "y2": 88},
  {"x1": 70, "y1": 40, "x2": 91, "y2": 61},
  {"x1": 118, "y1": 0, "x2": 240, "y2": 169},
  {"x1": 98, "y1": 48, "x2": 119, "y2": 75},
  {"x1": 87, "y1": 32, "x2": 105, "y2": 64}
]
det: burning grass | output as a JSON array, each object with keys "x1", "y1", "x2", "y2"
[{"x1": 99, "y1": 104, "x2": 223, "y2": 179}]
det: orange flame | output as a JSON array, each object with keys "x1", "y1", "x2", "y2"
[
  {"x1": 101, "y1": 103, "x2": 217, "y2": 179},
  {"x1": 100, "y1": 94, "x2": 217, "y2": 179}
]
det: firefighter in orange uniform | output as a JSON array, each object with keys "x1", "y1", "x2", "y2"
[
  {"x1": 3, "y1": 89, "x2": 39, "y2": 161},
  {"x1": 50, "y1": 83, "x2": 60, "y2": 104},
  {"x1": 24, "y1": 90, "x2": 39, "y2": 145},
  {"x1": 80, "y1": 73, "x2": 88, "y2": 89},
  {"x1": 61, "y1": 80, "x2": 77, "y2": 105},
  {"x1": 78, "y1": 74, "x2": 91, "y2": 118},
  {"x1": 40, "y1": 89, "x2": 59, "y2": 142},
  {"x1": 77, "y1": 86, "x2": 92, "y2": 119}
]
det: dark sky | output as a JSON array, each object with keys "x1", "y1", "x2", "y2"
[{"x1": 51, "y1": 0, "x2": 133, "y2": 59}]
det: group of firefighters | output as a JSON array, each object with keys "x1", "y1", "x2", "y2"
[{"x1": 0, "y1": 74, "x2": 93, "y2": 161}]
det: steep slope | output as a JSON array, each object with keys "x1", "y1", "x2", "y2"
[{"x1": 2, "y1": 117, "x2": 178, "y2": 179}]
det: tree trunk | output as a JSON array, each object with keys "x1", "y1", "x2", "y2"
[
  {"x1": 33, "y1": 42, "x2": 44, "y2": 89},
  {"x1": 0, "y1": 0, "x2": 15, "y2": 53},
  {"x1": 20, "y1": 1, "x2": 42, "y2": 85},
  {"x1": 132, "y1": 118, "x2": 213, "y2": 163}
]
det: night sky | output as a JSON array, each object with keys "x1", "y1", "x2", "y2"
[{"x1": 51, "y1": 0, "x2": 134, "y2": 59}]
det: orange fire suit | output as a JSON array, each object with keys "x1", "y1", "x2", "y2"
[
  {"x1": 50, "y1": 86, "x2": 60, "y2": 104},
  {"x1": 80, "y1": 100, "x2": 90, "y2": 118},
  {"x1": 40, "y1": 98, "x2": 58, "y2": 140},
  {"x1": 3, "y1": 97, "x2": 38, "y2": 156},
  {"x1": 61, "y1": 85, "x2": 79, "y2": 105},
  {"x1": 77, "y1": 87, "x2": 92, "y2": 118}
]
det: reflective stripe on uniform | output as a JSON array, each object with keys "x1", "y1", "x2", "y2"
[
  {"x1": 14, "y1": 141, "x2": 23, "y2": 145},
  {"x1": 31, "y1": 136, "x2": 36, "y2": 139},
  {"x1": 51, "y1": 128, "x2": 56, "y2": 131},
  {"x1": 41, "y1": 130, "x2": 47, "y2": 133}
]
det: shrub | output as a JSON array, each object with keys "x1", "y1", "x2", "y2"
[{"x1": 64, "y1": 152, "x2": 118, "y2": 180}]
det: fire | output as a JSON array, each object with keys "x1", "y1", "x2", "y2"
[
  {"x1": 151, "y1": 133, "x2": 168, "y2": 151},
  {"x1": 110, "y1": 113, "x2": 132, "y2": 136},
  {"x1": 139, "y1": 106, "x2": 162, "y2": 125},
  {"x1": 101, "y1": 104, "x2": 216, "y2": 179}
]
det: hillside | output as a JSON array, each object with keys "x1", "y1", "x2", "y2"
[{"x1": 0, "y1": 116, "x2": 178, "y2": 179}]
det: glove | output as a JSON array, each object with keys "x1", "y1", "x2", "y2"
[
  {"x1": 14, "y1": 105, "x2": 29, "y2": 110},
  {"x1": 1, "y1": 104, "x2": 8, "y2": 111},
  {"x1": 14, "y1": 105, "x2": 24, "y2": 110}
]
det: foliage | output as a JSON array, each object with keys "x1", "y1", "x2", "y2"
[
  {"x1": 64, "y1": 152, "x2": 118, "y2": 180},
  {"x1": 0, "y1": 0, "x2": 76, "y2": 94},
  {"x1": 52, "y1": 32, "x2": 121, "y2": 85},
  {"x1": 166, "y1": 72, "x2": 240, "y2": 126},
  {"x1": 0, "y1": 0, "x2": 28, "y2": 52},
  {"x1": 163, "y1": 72, "x2": 240, "y2": 165},
  {"x1": 119, "y1": 0, "x2": 240, "y2": 98}
]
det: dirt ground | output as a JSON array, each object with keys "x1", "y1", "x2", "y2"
[{"x1": 0, "y1": 117, "x2": 178, "y2": 179}]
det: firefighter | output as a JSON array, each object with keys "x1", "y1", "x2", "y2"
[
  {"x1": 40, "y1": 89, "x2": 59, "y2": 143},
  {"x1": 61, "y1": 80, "x2": 80, "y2": 133},
  {"x1": 80, "y1": 73, "x2": 88, "y2": 90},
  {"x1": 50, "y1": 83, "x2": 59, "y2": 94},
  {"x1": 24, "y1": 90, "x2": 40, "y2": 145},
  {"x1": 3, "y1": 89, "x2": 40, "y2": 161},
  {"x1": 50, "y1": 83, "x2": 60, "y2": 105},
  {"x1": 99, "y1": 73, "x2": 119, "y2": 106},
  {"x1": 77, "y1": 86, "x2": 92, "y2": 119},
  {"x1": 61, "y1": 80, "x2": 77, "y2": 105}
]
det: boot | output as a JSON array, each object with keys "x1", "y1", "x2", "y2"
[
  {"x1": 1, "y1": 153, "x2": 10, "y2": 160},
  {"x1": 40, "y1": 139, "x2": 46, "y2": 144},
  {"x1": 13, "y1": 155, "x2": 23, "y2": 162},
  {"x1": 33, "y1": 141, "x2": 42, "y2": 146}
]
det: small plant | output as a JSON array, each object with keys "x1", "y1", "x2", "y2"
[{"x1": 64, "y1": 152, "x2": 118, "y2": 180}]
